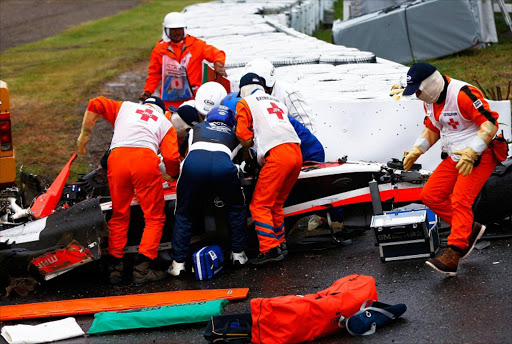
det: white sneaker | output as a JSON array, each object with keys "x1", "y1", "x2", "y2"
[
  {"x1": 231, "y1": 251, "x2": 248, "y2": 266},
  {"x1": 167, "y1": 260, "x2": 186, "y2": 277}
]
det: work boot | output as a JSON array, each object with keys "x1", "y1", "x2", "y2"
[
  {"x1": 250, "y1": 246, "x2": 284, "y2": 266},
  {"x1": 280, "y1": 242, "x2": 289, "y2": 257},
  {"x1": 132, "y1": 254, "x2": 166, "y2": 285},
  {"x1": 108, "y1": 257, "x2": 124, "y2": 285},
  {"x1": 460, "y1": 223, "x2": 486, "y2": 259},
  {"x1": 425, "y1": 247, "x2": 461, "y2": 277},
  {"x1": 168, "y1": 260, "x2": 186, "y2": 277},
  {"x1": 231, "y1": 251, "x2": 249, "y2": 267}
]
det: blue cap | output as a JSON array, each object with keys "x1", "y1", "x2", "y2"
[
  {"x1": 177, "y1": 105, "x2": 200, "y2": 126},
  {"x1": 239, "y1": 72, "x2": 264, "y2": 88},
  {"x1": 403, "y1": 63, "x2": 437, "y2": 96},
  {"x1": 238, "y1": 73, "x2": 264, "y2": 97},
  {"x1": 143, "y1": 96, "x2": 166, "y2": 113}
]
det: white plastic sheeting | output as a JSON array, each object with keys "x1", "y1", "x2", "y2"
[{"x1": 181, "y1": 0, "x2": 511, "y2": 171}]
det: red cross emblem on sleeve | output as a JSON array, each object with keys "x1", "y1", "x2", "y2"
[
  {"x1": 136, "y1": 108, "x2": 158, "y2": 122},
  {"x1": 447, "y1": 118, "x2": 459, "y2": 129},
  {"x1": 267, "y1": 102, "x2": 284, "y2": 120}
]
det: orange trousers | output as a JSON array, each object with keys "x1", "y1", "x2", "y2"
[
  {"x1": 421, "y1": 149, "x2": 496, "y2": 250},
  {"x1": 107, "y1": 147, "x2": 166, "y2": 259},
  {"x1": 250, "y1": 143, "x2": 302, "y2": 254}
]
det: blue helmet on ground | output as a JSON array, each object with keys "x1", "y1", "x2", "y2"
[
  {"x1": 220, "y1": 92, "x2": 241, "y2": 114},
  {"x1": 205, "y1": 105, "x2": 236, "y2": 127}
]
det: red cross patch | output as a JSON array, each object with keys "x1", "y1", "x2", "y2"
[
  {"x1": 136, "y1": 108, "x2": 158, "y2": 122},
  {"x1": 447, "y1": 118, "x2": 459, "y2": 129},
  {"x1": 267, "y1": 102, "x2": 284, "y2": 120}
]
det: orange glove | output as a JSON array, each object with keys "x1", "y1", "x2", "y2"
[
  {"x1": 452, "y1": 147, "x2": 478, "y2": 176},
  {"x1": 403, "y1": 145, "x2": 423, "y2": 172}
]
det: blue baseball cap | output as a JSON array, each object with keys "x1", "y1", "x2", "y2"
[
  {"x1": 237, "y1": 73, "x2": 264, "y2": 97},
  {"x1": 177, "y1": 105, "x2": 200, "y2": 126},
  {"x1": 403, "y1": 63, "x2": 437, "y2": 96},
  {"x1": 143, "y1": 96, "x2": 166, "y2": 113}
]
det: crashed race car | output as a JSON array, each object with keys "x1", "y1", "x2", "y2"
[{"x1": 1, "y1": 154, "x2": 511, "y2": 292}]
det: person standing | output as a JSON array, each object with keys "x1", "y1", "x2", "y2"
[
  {"x1": 168, "y1": 105, "x2": 248, "y2": 276},
  {"x1": 243, "y1": 58, "x2": 316, "y2": 133},
  {"x1": 139, "y1": 12, "x2": 227, "y2": 111},
  {"x1": 402, "y1": 62, "x2": 499, "y2": 276},
  {"x1": 77, "y1": 96, "x2": 181, "y2": 285},
  {"x1": 235, "y1": 73, "x2": 302, "y2": 265},
  {"x1": 221, "y1": 91, "x2": 324, "y2": 163}
]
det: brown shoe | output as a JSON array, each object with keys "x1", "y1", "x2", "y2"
[
  {"x1": 133, "y1": 260, "x2": 166, "y2": 285},
  {"x1": 108, "y1": 258, "x2": 123, "y2": 285},
  {"x1": 460, "y1": 223, "x2": 486, "y2": 259},
  {"x1": 425, "y1": 247, "x2": 461, "y2": 277}
]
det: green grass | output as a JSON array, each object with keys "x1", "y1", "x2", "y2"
[{"x1": 1, "y1": 0, "x2": 208, "y2": 179}]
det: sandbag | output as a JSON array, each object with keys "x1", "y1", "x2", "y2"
[
  {"x1": 87, "y1": 299, "x2": 228, "y2": 335},
  {"x1": 250, "y1": 274, "x2": 378, "y2": 344}
]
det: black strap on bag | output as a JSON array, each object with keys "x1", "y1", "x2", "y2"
[
  {"x1": 100, "y1": 149, "x2": 111, "y2": 170},
  {"x1": 204, "y1": 312, "x2": 252, "y2": 344}
]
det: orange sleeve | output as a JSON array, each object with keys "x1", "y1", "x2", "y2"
[
  {"x1": 423, "y1": 117, "x2": 440, "y2": 134},
  {"x1": 235, "y1": 99, "x2": 254, "y2": 141},
  {"x1": 160, "y1": 126, "x2": 181, "y2": 178},
  {"x1": 86, "y1": 96, "x2": 123, "y2": 126},
  {"x1": 198, "y1": 38, "x2": 225, "y2": 65},
  {"x1": 143, "y1": 41, "x2": 164, "y2": 94},
  {"x1": 457, "y1": 85, "x2": 499, "y2": 126},
  {"x1": 420, "y1": 103, "x2": 440, "y2": 134}
]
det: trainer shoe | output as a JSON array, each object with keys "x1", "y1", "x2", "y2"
[
  {"x1": 133, "y1": 255, "x2": 166, "y2": 285},
  {"x1": 168, "y1": 260, "x2": 186, "y2": 277},
  {"x1": 250, "y1": 246, "x2": 284, "y2": 266},
  {"x1": 108, "y1": 257, "x2": 123, "y2": 285},
  {"x1": 425, "y1": 247, "x2": 461, "y2": 277},
  {"x1": 231, "y1": 251, "x2": 249, "y2": 267},
  {"x1": 460, "y1": 223, "x2": 486, "y2": 259}
]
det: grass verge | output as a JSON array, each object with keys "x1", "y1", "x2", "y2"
[{"x1": 0, "y1": 0, "x2": 208, "y2": 180}]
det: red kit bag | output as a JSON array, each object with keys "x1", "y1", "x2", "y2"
[{"x1": 250, "y1": 274, "x2": 378, "y2": 344}]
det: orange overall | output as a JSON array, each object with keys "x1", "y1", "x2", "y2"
[
  {"x1": 420, "y1": 80, "x2": 498, "y2": 250},
  {"x1": 87, "y1": 97, "x2": 180, "y2": 259},
  {"x1": 143, "y1": 35, "x2": 225, "y2": 110},
  {"x1": 236, "y1": 97, "x2": 302, "y2": 254}
]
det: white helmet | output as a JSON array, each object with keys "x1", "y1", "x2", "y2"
[
  {"x1": 163, "y1": 12, "x2": 186, "y2": 29},
  {"x1": 195, "y1": 82, "x2": 228, "y2": 116},
  {"x1": 244, "y1": 58, "x2": 276, "y2": 88}
]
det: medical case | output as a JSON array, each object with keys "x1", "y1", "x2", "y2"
[
  {"x1": 192, "y1": 245, "x2": 224, "y2": 280},
  {"x1": 370, "y1": 208, "x2": 439, "y2": 262}
]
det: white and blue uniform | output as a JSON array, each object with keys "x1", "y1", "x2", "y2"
[
  {"x1": 172, "y1": 120, "x2": 247, "y2": 262},
  {"x1": 288, "y1": 116, "x2": 324, "y2": 162}
]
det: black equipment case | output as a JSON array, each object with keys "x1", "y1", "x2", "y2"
[{"x1": 370, "y1": 208, "x2": 439, "y2": 262}]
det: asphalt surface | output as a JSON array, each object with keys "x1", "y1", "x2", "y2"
[
  {"x1": 1, "y1": 222, "x2": 511, "y2": 344},
  {"x1": 0, "y1": 0, "x2": 142, "y2": 53}
]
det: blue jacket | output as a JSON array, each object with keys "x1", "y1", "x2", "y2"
[{"x1": 288, "y1": 116, "x2": 325, "y2": 162}]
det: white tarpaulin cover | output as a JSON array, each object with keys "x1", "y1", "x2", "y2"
[{"x1": 183, "y1": 1, "x2": 511, "y2": 171}]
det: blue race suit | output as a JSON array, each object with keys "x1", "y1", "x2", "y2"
[
  {"x1": 288, "y1": 116, "x2": 325, "y2": 162},
  {"x1": 172, "y1": 121, "x2": 247, "y2": 262}
]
